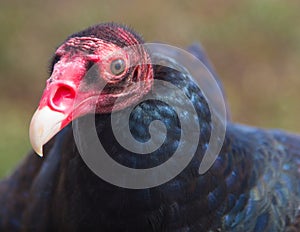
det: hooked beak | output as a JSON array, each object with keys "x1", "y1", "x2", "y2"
[
  {"x1": 29, "y1": 106, "x2": 66, "y2": 156},
  {"x1": 29, "y1": 73, "x2": 110, "y2": 157},
  {"x1": 29, "y1": 80, "x2": 78, "y2": 156}
]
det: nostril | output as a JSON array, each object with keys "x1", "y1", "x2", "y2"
[{"x1": 50, "y1": 85, "x2": 76, "y2": 112}]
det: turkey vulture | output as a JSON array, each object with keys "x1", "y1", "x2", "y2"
[{"x1": 0, "y1": 23, "x2": 300, "y2": 231}]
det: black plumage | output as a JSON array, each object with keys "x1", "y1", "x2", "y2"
[{"x1": 0, "y1": 23, "x2": 299, "y2": 232}]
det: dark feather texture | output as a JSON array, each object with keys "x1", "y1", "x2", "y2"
[{"x1": 0, "y1": 24, "x2": 299, "y2": 232}]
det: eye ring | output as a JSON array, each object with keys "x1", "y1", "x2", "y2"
[{"x1": 110, "y1": 58, "x2": 126, "y2": 76}]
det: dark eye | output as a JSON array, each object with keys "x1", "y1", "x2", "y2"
[{"x1": 110, "y1": 58, "x2": 126, "y2": 76}]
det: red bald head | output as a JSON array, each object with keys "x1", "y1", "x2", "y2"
[{"x1": 30, "y1": 23, "x2": 153, "y2": 156}]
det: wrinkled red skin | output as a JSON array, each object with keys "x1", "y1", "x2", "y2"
[{"x1": 37, "y1": 35, "x2": 153, "y2": 131}]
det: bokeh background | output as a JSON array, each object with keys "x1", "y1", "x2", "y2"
[{"x1": 0, "y1": 0, "x2": 299, "y2": 178}]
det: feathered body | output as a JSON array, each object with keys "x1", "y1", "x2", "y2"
[{"x1": 0, "y1": 23, "x2": 299, "y2": 232}]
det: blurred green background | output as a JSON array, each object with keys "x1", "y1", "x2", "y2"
[{"x1": 0, "y1": 0, "x2": 299, "y2": 178}]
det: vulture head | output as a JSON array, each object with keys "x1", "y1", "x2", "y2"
[{"x1": 30, "y1": 23, "x2": 153, "y2": 156}]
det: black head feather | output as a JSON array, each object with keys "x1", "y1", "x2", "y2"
[{"x1": 68, "y1": 22, "x2": 144, "y2": 47}]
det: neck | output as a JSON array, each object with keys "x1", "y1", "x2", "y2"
[
  {"x1": 49, "y1": 64, "x2": 214, "y2": 231},
  {"x1": 32, "y1": 64, "x2": 254, "y2": 231}
]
